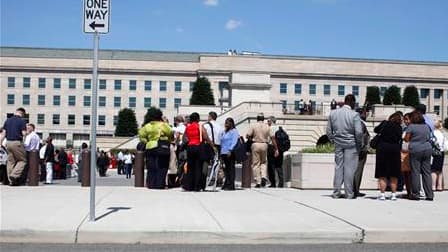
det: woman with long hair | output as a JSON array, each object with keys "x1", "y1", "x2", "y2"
[
  {"x1": 220, "y1": 117, "x2": 240, "y2": 190},
  {"x1": 374, "y1": 112, "x2": 402, "y2": 201}
]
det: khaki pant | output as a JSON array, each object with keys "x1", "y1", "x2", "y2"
[
  {"x1": 6, "y1": 140, "x2": 27, "y2": 183},
  {"x1": 251, "y1": 142, "x2": 268, "y2": 185}
]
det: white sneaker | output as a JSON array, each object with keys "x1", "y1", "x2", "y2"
[
  {"x1": 378, "y1": 194, "x2": 386, "y2": 201},
  {"x1": 391, "y1": 193, "x2": 397, "y2": 201}
]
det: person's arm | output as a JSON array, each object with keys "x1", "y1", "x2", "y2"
[
  {"x1": 354, "y1": 114, "x2": 364, "y2": 151},
  {"x1": 201, "y1": 125, "x2": 213, "y2": 145},
  {"x1": 326, "y1": 114, "x2": 334, "y2": 143},
  {"x1": 227, "y1": 130, "x2": 239, "y2": 156},
  {"x1": 270, "y1": 128, "x2": 280, "y2": 157},
  {"x1": 138, "y1": 127, "x2": 148, "y2": 144},
  {"x1": 24, "y1": 135, "x2": 31, "y2": 149},
  {"x1": 404, "y1": 125, "x2": 412, "y2": 142}
]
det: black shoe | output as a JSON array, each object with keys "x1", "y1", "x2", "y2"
[
  {"x1": 255, "y1": 184, "x2": 261, "y2": 188},
  {"x1": 425, "y1": 198, "x2": 434, "y2": 201},
  {"x1": 268, "y1": 185, "x2": 276, "y2": 188},
  {"x1": 355, "y1": 192, "x2": 366, "y2": 197},
  {"x1": 278, "y1": 184, "x2": 284, "y2": 188},
  {"x1": 261, "y1": 178, "x2": 267, "y2": 187},
  {"x1": 409, "y1": 196, "x2": 420, "y2": 201}
]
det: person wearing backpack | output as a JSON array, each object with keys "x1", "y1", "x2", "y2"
[{"x1": 267, "y1": 116, "x2": 289, "y2": 188}]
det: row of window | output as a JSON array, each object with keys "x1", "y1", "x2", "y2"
[
  {"x1": 6, "y1": 94, "x2": 183, "y2": 109},
  {"x1": 278, "y1": 83, "x2": 444, "y2": 99},
  {"x1": 6, "y1": 77, "x2": 195, "y2": 92},
  {"x1": 36, "y1": 114, "x2": 113, "y2": 126}
]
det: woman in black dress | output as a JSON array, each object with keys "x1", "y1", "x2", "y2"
[{"x1": 375, "y1": 112, "x2": 403, "y2": 201}]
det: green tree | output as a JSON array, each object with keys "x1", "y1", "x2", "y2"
[
  {"x1": 115, "y1": 108, "x2": 138, "y2": 137},
  {"x1": 190, "y1": 76, "x2": 215, "y2": 105},
  {"x1": 364, "y1": 86, "x2": 381, "y2": 109},
  {"x1": 383, "y1": 85, "x2": 402, "y2": 105},
  {"x1": 402, "y1": 85, "x2": 420, "y2": 107}
]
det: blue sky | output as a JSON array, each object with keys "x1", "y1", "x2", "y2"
[{"x1": 1, "y1": 0, "x2": 447, "y2": 61}]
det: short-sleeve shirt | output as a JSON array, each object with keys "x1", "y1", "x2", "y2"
[
  {"x1": 3, "y1": 116, "x2": 26, "y2": 141},
  {"x1": 406, "y1": 124, "x2": 432, "y2": 153},
  {"x1": 247, "y1": 121, "x2": 272, "y2": 143}
]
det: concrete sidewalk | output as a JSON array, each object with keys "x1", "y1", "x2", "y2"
[{"x1": 1, "y1": 186, "x2": 447, "y2": 244}]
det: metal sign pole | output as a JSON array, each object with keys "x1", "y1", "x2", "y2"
[{"x1": 89, "y1": 31, "x2": 99, "y2": 222}]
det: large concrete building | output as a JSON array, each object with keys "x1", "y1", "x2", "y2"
[{"x1": 1, "y1": 47, "x2": 448, "y2": 147}]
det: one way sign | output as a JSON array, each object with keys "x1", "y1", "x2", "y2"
[{"x1": 84, "y1": 0, "x2": 110, "y2": 33}]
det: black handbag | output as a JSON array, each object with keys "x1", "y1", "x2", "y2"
[
  {"x1": 155, "y1": 139, "x2": 170, "y2": 156},
  {"x1": 233, "y1": 136, "x2": 248, "y2": 163},
  {"x1": 370, "y1": 134, "x2": 380, "y2": 149}
]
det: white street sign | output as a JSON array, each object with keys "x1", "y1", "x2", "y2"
[{"x1": 84, "y1": 0, "x2": 110, "y2": 33}]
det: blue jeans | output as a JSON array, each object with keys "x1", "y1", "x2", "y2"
[{"x1": 125, "y1": 163, "x2": 132, "y2": 179}]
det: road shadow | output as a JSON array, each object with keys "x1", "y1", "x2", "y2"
[{"x1": 95, "y1": 207, "x2": 132, "y2": 221}]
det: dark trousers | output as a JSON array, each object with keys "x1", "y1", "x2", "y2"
[
  {"x1": 60, "y1": 162, "x2": 67, "y2": 179},
  {"x1": 146, "y1": 150, "x2": 169, "y2": 189},
  {"x1": 410, "y1": 149, "x2": 433, "y2": 199},
  {"x1": 183, "y1": 145, "x2": 203, "y2": 191},
  {"x1": 98, "y1": 165, "x2": 107, "y2": 177},
  {"x1": 354, "y1": 150, "x2": 368, "y2": 195},
  {"x1": 0, "y1": 164, "x2": 9, "y2": 185},
  {"x1": 267, "y1": 145, "x2": 284, "y2": 187},
  {"x1": 222, "y1": 153, "x2": 235, "y2": 189},
  {"x1": 118, "y1": 160, "x2": 124, "y2": 174},
  {"x1": 40, "y1": 160, "x2": 47, "y2": 182},
  {"x1": 125, "y1": 163, "x2": 132, "y2": 179}
]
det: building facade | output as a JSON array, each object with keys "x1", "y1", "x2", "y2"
[{"x1": 1, "y1": 47, "x2": 448, "y2": 147}]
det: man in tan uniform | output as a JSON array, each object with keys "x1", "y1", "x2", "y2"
[{"x1": 247, "y1": 113, "x2": 278, "y2": 188}]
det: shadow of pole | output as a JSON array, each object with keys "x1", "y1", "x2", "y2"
[{"x1": 95, "y1": 207, "x2": 132, "y2": 221}]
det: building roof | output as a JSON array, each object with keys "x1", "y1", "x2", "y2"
[{"x1": 1, "y1": 46, "x2": 447, "y2": 65}]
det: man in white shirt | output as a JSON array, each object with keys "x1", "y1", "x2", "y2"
[
  {"x1": 117, "y1": 150, "x2": 124, "y2": 175},
  {"x1": 203, "y1": 112, "x2": 224, "y2": 152},
  {"x1": 21, "y1": 123, "x2": 41, "y2": 184}
]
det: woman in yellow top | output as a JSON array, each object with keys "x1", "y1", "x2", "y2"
[{"x1": 139, "y1": 107, "x2": 172, "y2": 189}]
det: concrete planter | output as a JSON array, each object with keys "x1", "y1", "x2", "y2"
[{"x1": 290, "y1": 153, "x2": 378, "y2": 190}]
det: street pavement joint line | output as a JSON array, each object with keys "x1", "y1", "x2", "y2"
[
  {"x1": 74, "y1": 188, "x2": 118, "y2": 244},
  {"x1": 253, "y1": 189, "x2": 366, "y2": 243},
  {"x1": 191, "y1": 193, "x2": 225, "y2": 231}
]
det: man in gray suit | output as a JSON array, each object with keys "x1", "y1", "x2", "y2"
[{"x1": 326, "y1": 94, "x2": 364, "y2": 199}]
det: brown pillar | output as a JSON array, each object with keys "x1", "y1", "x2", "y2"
[
  {"x1": 81, "y1": 150, "x2": 91, "y2": 187},
  {"x1": 241, "y1": 154, "x2": 252, "y2": 188},
  {"x1": 27, "y1": 150, "x2": 39, "y2": 186},
  {"x1": 134, "y1": 151, "x2": 145, "y2": 187}
]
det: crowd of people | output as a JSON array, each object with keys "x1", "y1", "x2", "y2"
[{"x1": 327, "y1": 95, "x2": 445, "y2": 201}]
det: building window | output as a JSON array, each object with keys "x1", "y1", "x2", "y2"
[
  {"x1": 338, "y1": 85, "x2": 345, "y2": 96},
  {"x1": 280, "y1": 83, "x2": 287, "y2": 94},
  {"x1": 420, "y1": 88, "x2": 429, "y2": 98},
  {"x1": 83, "y1": 115, "x2": 90, "y2": 125},
  {"x1": 190, "y1": 81, "x2": 195, "y2": 91},
  {"x1": 7, "y1": 94, "x2": 14, "y2": 105},
  {"x1": 68, "y1": 96, "x2": 76, "y2": 106},
  {"x1": 68, "y1": 114, "x2": 76, "y2": 125},
  {"x1": 23, "y1": 77, "x2": 31, "y2": 88},
  {"x1": 129, "y1": 97, "x2": 136, "y2": 108},
  {"x1": 309, "y1": 84, "x2": 316, "y2": 95},
  {"x1": 434, "y1": 89, "x2": 443, "y2": 99},
  {"x1": 324, "y1": 85, "x2": 331, "y2": 96},
  {"x1": 281, "y1": 100, "x2": 287, "y2": 109},
  {"x1": 434, "y1": 105, "x2": 440, "y2": 115},
  {"x1": 38, "y1": 95, "x2": 45, "y2": 105},
  {"x1": 52, "y1": 114, "x2": 60, "y2": 125},
  {"x1": 144, "y1": 97, "x2": 151, "y2": 108},
  {"x1": 352, "y1": 86, "x2": 359, "y2": 96},
  {"x1": 144, "y1": 80, "x2": 152, "y2": 91},
  {"x1": 53, "y1": 95, "x2": 61, "y2": 106},
  {"x1": 114, "y1": 80, "x2": 121, "y2": 90},
  {"x1": 84, "y1": 79, "x2": 91, "y2": 89},
  {"x1": 380, "y1": 86, "x2": 387, "y2": 96},
  {"x1": 114, "y1": 97, "x2": 121, "y2": 107},
  {"x1": 53, "y1": 78, "x2": 61, "y2": 89},
  {"x1": 174, "y1": 98, "x2": 181, "y2": 108},
  {"x1": 98, "y1": 115, "x2": 106, "y2": 126},
  {"x1": 175, "y1": 81, "x2": 182, "y2": 92},
  {"x1": 37, "y1": 114, "x2": 45, "y2": 125},
  {"x1": 99, "y1": 96, "x2": 106, "y2": 107},
  {"x1": 159, "y1": 98, "x2": 167, "y2": 108},
  {"x1": 113, "y1": 116, "x2": 118, "y2": 126},
  {"x1": 69, "y1": 78, "x2": 76, "y2": 89},
  {"x1": 99, "y1": 79, "x2": 107, "y2": 90},
  {"x1": 7, "y1": 77, "x2": 15, "y2": 87},
  {"x1": 129, "y1": 80, "x2": 137, "y2": 91},
  {"x1": 83, "y1": 96, "x2": 91, "y2": 107},
  {"x1": 160, "y1": 81, "x2": 167, "y2": 91},
  {"x1": 294, "y1": 84, "x2": 302, "y2": 95},
  {"x1": 22, "y1": 94, "x2": 30, "y2": 105},
  {"x1": 38, "y1": 78, "x2": 46, "y2": 88}
]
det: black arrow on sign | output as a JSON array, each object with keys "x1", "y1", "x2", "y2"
[{"x1": 89, "y1": 21, "x2": 105, "y2": 30}]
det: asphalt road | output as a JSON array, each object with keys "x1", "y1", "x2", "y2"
[{"x1": 2, "y1": 243, "x2": 447, "y2": 252}]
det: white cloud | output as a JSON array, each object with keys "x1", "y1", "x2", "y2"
[
  {"x1": 176, "y1": 27, "x2": 184, "y2": 33},
  {"x1": 225, "y1": 19, "x2": 242, "y2": 30},
  {"x1": 204, "y1": 0, "x2": 219, "y2": 6}
]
